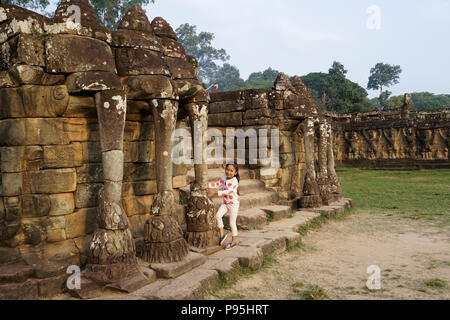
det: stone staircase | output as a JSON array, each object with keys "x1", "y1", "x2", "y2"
[
  {"x1": 61, "y1": 167, "x2": 354, "y2": 300},
  {"x1": 92, "y1": 197, "x2": 354, "y2": 300},
  {"x1": 182, "y1": 167, "x2": 293, "y2": 231}
]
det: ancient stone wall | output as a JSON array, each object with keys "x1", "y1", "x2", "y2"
[
  {"x1": 208, "y1": 74, "x2": 343, "y2": 207},
  {"x1": 0, "y1": 1, "x2": 194, "y2": 298},
  {"x1": 330, "y1": 104, "x2": 450, "y2": 169}
]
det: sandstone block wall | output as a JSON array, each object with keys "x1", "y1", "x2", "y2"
[
  {"x1": 330, "y1": 108, "x2": 450, "y2": 169},
  {"x1": 0, "y1": 2, "x2": 193, "y2": 298}
]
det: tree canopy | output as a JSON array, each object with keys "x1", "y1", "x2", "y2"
[
  {"x1": 381, "y1": 92, "x2": 450, "y2": 111},
  {"x1": 176, "y1": 23, "x2": 230, "y2": 85},
  {"x1": 301, "y1": 61, "x2": 373, "y2": 113},
  {"x1": 367, "y1": 62, "x2": 402, "y2": 96}
]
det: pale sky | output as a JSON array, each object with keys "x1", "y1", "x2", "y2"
[{"x1": 46, "y1": 0, "x2": 450, "y2": 98}]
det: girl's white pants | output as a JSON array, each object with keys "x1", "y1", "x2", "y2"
[{"x1": 216, "y1": 203, "x2": 239, "y2": 236}]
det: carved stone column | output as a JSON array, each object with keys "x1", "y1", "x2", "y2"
[
  {"x1": 184, "y1": 100, "x2": 218, "y2": 248},
  {"x1": 142, "y1": 99, "x2": 189, "y2": 263},
  {"x1": 317, "y1": 121, "x2": 332, "y2": 204},
  {"x1": 83, "y1": 89, "x2": 148, "y2": 293},
  {"x1": 327, "y1": 122, "x2": 343, "y2": 201},
  {"x1": 300, "y1": 117, "x2": 322, "y2": 208}
]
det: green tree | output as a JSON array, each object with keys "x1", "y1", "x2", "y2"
[
  {"x1": 367, "y1": 62, "x2": 402, "y2": 107},
  {"x1": 90, "y1": 0, "x2": 153, "y2": 29},
  {"x1": 245, "y1": 67, "x2": 279, "y2": 90},
  {"x1": 301, "y1": 61, "x2": 373, "y2": 113},
  {"x1": 385, "y1": 92, "x2": 450, "y2": 111},
  {"x1": 176, "y1": 23, "x2": 230, "y2": 85},
  {"x1": 215, "y1": 63, "x2": 245, "y2": 92},
  {"x1": 328, "y1": 61, "x2": 347, "y2": 78}
]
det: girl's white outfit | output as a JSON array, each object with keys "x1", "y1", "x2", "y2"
[{"x1": 209, "y1": 175, "x2": 240, "y2": 236}]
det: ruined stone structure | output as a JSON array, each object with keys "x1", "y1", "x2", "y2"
[
  {"x1": 0, "y1": 1, "x2": 216, "y2": 299},
  {"x1": 207, "y1": 74, "x2": 343, "y2": 208},
  {"x1": 330, "y1": 95, "x2": 450, "y2": 169},
  {"x1": 1, "y1": 1, "x2": 446, "y2": 300}
]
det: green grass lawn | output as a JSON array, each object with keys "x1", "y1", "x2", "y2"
[{"x1": 336, "y1": 167, "x2": 450, "y2": 226}]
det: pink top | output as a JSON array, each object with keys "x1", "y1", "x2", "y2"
[{"x1": 209, "y1": 175, "x2": 240, "y2": 205}]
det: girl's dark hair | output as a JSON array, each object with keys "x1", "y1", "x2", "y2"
[
  {"x1": 226, "y1": 162, "x2": 240, "y2": 195},
  {"x1": 226, "y1": 163, "x2": 240, "y2": 182}
]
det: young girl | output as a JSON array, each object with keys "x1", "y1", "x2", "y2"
[{"x1": 208, "y1": 163, "x2": 240, "y2": 250}]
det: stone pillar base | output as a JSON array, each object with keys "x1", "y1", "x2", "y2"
[
  {"x1": 299, "y1": 195, "x2": 322, "y2": 208},
  {"x1": 184, "y1": 229, "x2": 219, "y2": 249},
  {"x1": 142, "y1": 238, "x2": 189, "y2": 264}
]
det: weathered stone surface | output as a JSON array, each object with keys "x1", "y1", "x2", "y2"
[
  {"x1": 0, "y1": 70, "x2": 18, "y2": 88},
  {"x1": 124, "y1": 163, "x2": 156, "y2": 182},
  {"x1": 47, "y1": 0, "x2": 111, "y2": 43},
  {"x1": 151, "y1": 17, "x2": 178, "y2": 40},
  {"x1": 63, "y1": 96, "x2": 96, "y2": 118},
  {"x1": 8, "y1": 65, "x2": 62, "y2": 86},
  {"x1": 0, "y1": 247, "x2": 21, "y2": 264},
  {"x1": 199, "y1": 256, "x2": 240, "y2": 282},
  {"x1": 96, "y1": 185, "x2": 128, "y2": 231},
  {"x1": 118, "y1": 5, "x2": 153, "y2": 33},
  {"x1": 0, "y1": 6, "x2": 47, "y2": 42},
  {"x1": 0, "y1": 279, "x2": 39, "y2": 300},
  {"x1": 19, "y1": 85, "x2": 69, "y2": 117},
  {"x1": 81, "y1": 142, "x2": 102, "y2": 163},
  {"x1": 66, "y1": 71, "x2": 122, "y2": 93},
  {"x1": 1, "y1": 172, "x2": 22, "y2": 196},
  {"x1": 132, "y1": 180, "x2": 157, "y2": 196},
  {"x1": 259, "y1": 205, "x2": 292, "y2": 221},
  {"x1": 37, "y1": 273, "x2": 67, "y2": 298},
  {"x1": 217, "y1": 245, "x2": 264, "y2": 270},
  {"x1": 161, "y1": 37, "x2": 186, "y2": 59},
  {"x1": 112, "y1": 29, "x2": 161, "y2": 51},
  {"x1": 140, "y1": 269, "x2": 217, "y2": 300},
  {"x1": 27, "y1": 168, "x2": 77, "y2": 194},
  {"x1": 48, "y1": 193, "x2": 75, "y2": 216},
  {"x1": 0, "y1": 34, "x2": 45, "y2": 69},
  {"x1": 22, "y1": 194, "x2": 50, "y2": 218},
  {"x1": 208, "y1": 100, "x2": 244, "y2": 114},
  {"x1": 115, "y1": 48, "x2": 170, "y2": 76},
  {"x1": 46, "y1": 35, "x2": 116, "y2": 73},
  {"x1": 103, "y1": 181, "x2": 123, "y2": 203},
  {"x1": 102, "y1": 150, "x2": 124, "y2": 182},
  {"x1": 149, "y1": 251, "x2": 206, "y2": 279},
  {"x1": 0, "y1": 261, "x2": 33, "y2": 284},
  {"x1": 95, "y1": 89, "x2": 127, "y2": 152},
  {"x1": 43, "y1": 143, "x2": 82, "y2": 169},
  {"x1": 45, "y1": 216, "x2": 67, "y2": 242},
  {"x1": 164, "y1": 56, "x2": 196, "y2": 79},
  {"x1": 122, "y1": 195, "x2": 153, "y2": 216},
  {"x1": 121, "y1": 75, "x2": 174, "y2": 99},
  {"x1": 75, "y1": 183, "x2": 102, "y2": 209},
  {"x1": 0, "y1": 88, "x2": 24, "y2": 118},
  {"x1": 76, "y1": 163, "x2": 104, "y2": 184},
  {"x1": 208, "y1": 112, "x2": 243, "y2": 127},
  {"x1": 65, "y1": 208, "x2": 97, "y2": 239},
  {"x1": 129, "y1": 214, "x2": 148, "y2": 238}
]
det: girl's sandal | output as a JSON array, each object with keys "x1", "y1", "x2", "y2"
[
  {"x1": 219, "y1": 234, "x2": 228, "y2": 246},
  {"x1": 225, "y1": 242, "x2": 237, "y2": 250}
]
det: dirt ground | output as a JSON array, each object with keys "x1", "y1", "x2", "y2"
[{"x1": 205, "y1": 210, "x2": 450, "y2": 300}]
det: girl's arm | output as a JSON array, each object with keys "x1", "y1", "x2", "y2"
[
  {"x1": 218, "y1": 179, "x2": 238, "y2": 197},
  {"x1": 208, "y1": 177, "x2": 226, "y2": 189}
]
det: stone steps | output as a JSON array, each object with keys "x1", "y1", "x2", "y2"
[
  {"x1": 212, "y1": 190, "x2": 279, "y2": 211},
  {"x1": 259, "y1": 205, "x2": 292, "y2": 221},
  {"x1": 95, "y1": 192, "x2": 354, "y2": 301},
  {"x1": 100, "y1": 209, "x2": 328, "y2": 300}
]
